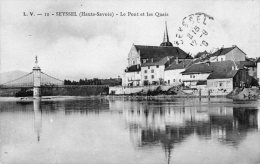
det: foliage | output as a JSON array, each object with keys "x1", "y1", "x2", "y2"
[{"x1": 64, "y1": 78, "x2": 122, "y2": 86}]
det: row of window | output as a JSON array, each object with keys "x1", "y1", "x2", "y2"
[
  {"x1": 167, "y1": 79, "x2": 182, "y2": 84},
  {"x1": 147, "y1": 66, "x2": 159, "y2": 69},
  {"x1": 144, "y1": 75, "x2": 154, "y2": 79},
  {"x1": 144, "y1": 69, "x2": 154, "y2": 73}
]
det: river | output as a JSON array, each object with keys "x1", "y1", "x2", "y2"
[{"x1": 0, "y1": 97, "x2": 260, "y2": 164}]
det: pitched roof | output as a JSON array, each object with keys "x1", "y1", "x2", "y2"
[
  {"x1": 256, "y1": 57, "x2": 260, "y2": 63},
  {"x1": 194, "y1": 51, "x2": 209, "y2": 58},
  {"x1": 207, "y1": 70, "x2": 238, "y2": 79},
  {"x1": 141, "y1": 56, "x2": 171, "y2": 67},
  {"x1": 209, "y1": 47, "x2": 235, "y2": 58},
  {"x1": 134, "y1": 45, "x2": 191, "y2": 60},
  {"x1": 196, "y1": 80, "x2": 207, "y2": 85},
  {"x1": 165, "y1": 59, "x2": 193, "y2": 70},
  {"x1": 238, "y1": 61, "x2": 256, "y2": 67},
  {"x1": 181, "y1": 61, "x2": 241, "y2": 79},
  {"x1": 125, "y1": 64, "x2": 141, "y2": 72}
]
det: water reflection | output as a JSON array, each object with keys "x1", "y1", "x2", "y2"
[
  {"x1": 33, "y1": 100, "x2": 42, "y2": 142},
  {"x1": 0, "y1": 97, "x2": 259, "y2": 164},
  {"x1": 109, "y1": 99, "x2": 260, "y2": 163}
]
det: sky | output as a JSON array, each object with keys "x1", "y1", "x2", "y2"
[{"x1": 0, "y1": 0, "x2": 259, "y2": 80}]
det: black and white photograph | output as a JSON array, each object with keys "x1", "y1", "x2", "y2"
[{"x1": 0, "y1": 0, "x2": 260, "y2": 163}]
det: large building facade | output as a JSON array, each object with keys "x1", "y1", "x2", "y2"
[
  {"x1": 122, "y1": 22, "x2": 192, "y2": 87},
  {"x1": 121, "y1": 22, "x2": 258, "y2": 95}
]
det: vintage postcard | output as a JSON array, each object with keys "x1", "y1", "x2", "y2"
[{"x1": 0, "y1": 0, "x2": 260, "y2": 164}]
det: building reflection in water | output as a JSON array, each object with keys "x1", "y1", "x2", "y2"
[
  {"x1": 33, "y1": 99, "x2": 42, "y2": 142},
  {"x1": 109, "y1": 99, "x2": 259, "y2": 164}
]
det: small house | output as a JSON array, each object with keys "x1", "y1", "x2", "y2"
[
  {"x1": 208, "y1": 46, "x2": 246, "y2": 62},
  {"x1": 164, "y1": 59, "x2": 193, "y2": 86}
]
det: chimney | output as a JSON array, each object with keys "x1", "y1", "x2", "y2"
[
  {"x1": 176, "y1": 57, "x2": 179, "y2": 64},
  {"x1": 232, "y1": 45, "x2": 236, "y2": 47}
]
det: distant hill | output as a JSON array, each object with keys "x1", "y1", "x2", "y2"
[{"x1": 0, "y1": 70, "x2": 28, "y2": 84}]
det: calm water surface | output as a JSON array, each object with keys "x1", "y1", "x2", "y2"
[{"x1": 0, "y1": 97, "x2": 260, "y2": 164}]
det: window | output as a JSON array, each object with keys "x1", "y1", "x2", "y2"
[
  {"x1": 144, "y1": 76, "x2": 148, "y2": 79},
  {"x1": 190, "y1": 75, "x2": 192, "y2": 78},
  {"x1": 137, "y1": 72, "x2": 139, "y2": 74},
  {"x1": 173, "y1": 79, "x2": 175, "y2": 82},
  {"x1": 148, "y1": 66, "x2": 150, "y2": 69},
  {"x1": 156, "y1": 65, "x2": 159, "y2": 68},
  {"x1": 168, "y1": 80, "x2": 170, "y2": 84},
  {"x1": 179, "y1": 79, "x2": 181, "y2": 82},
  {"x1": 193, "y1": 75, "x2": 195, "y2": 78},
  {"x1": 151, "y1": 69, "x2": 154, "y2": 73},
  {"x1": 133, "y1": 61, "x2": 135, "y2": 65},
  {"x1": 151, "y1": 75, "x2": 154, "y2": 79},
  {"x1": 144, "y1": 70, "x2": 147, "y2": 73}
]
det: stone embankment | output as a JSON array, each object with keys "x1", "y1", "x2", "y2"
[{"x1": 109, "y1": 85, "x2": 260, "y2": 99}]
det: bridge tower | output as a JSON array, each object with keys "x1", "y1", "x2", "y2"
[{"x1": 33, "y1": 56, "x2": 41, "y2": 98}]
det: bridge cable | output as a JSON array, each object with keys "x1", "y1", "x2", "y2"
[{"x1": 0, "y1": 72, "x2": 33, "y2": 85}]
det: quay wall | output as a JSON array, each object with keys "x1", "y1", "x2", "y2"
[
  {"x1": 109, "y1": 85, "x2": 173, "y2": 95},
  {"x1": 109, "y1": 85, "x2": 233, "y2": 96}
]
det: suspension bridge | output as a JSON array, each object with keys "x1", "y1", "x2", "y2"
[
  {"x1": 0, "y1": 56, "x2": 64, "y2": 97},
  {"x1": 0, "y1": 57, "x2": 109, "y2": 97},
  {"x1": 0, "y1": 71, "x2": 64, "y2": 88}
]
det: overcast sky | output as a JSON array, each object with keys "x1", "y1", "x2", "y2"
[{"x1": 0, "y1": 0, "x2": 259, "y2": 80}]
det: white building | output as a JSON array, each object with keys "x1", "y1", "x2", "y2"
[
  {"x1": 141, "y1": 57, "x2": 171, "y2": 85},
  {"x1": 122, "y1": 22, "x2": 192, "y2": 87},
  {"x1": 164, "y1": 59, "x2": 193, "y2": 86},
  {"x1": 122, "y1": 64, "x2": 141, "y2": 86},
  {"x1": 181, "y1": 60, "x2": 252, "y2": 92},
  {"x1": 181, "y1": 62, "x2": 211, "y2": 88},
  {"x1": 257, "y1": 58, "x2": 260, "y2": 85},
  {"x1": 209, "y1": 46, "x2": 246, "y2": 62}
]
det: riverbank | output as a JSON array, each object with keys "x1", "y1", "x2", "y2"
[
  {"x1": 109, "y1": 85, "x2": 260, "y2": 99},
  {"x1": 0, "y1": 85, "x2": 109, "y2": 97}
]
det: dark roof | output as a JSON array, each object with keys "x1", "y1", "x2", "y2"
[
  {"x1": 165, "y1": 59, "x2": 193, "y2": 70},
  {"x1": 141, "y1": 56, "x2": 171, "y2": 67},
  {"x1": 125, "y1": 64, "x2": 141, "y2": 72},
  {"x1": 181, "y1": 60, "x2": 241, "y2": 79},
  {"x1": 196, "y1": 80, "x2": 207, "y2": 85},
  {"x1": 194, "y1": 51, "x2": 209, "y2": 58},
  {"x1": 238, "y1": 61, "x2": 256, "y2": 67},
  {"x1": 160, "y1": 41, "x2": 173, "y2": 47},
  {"x1": 256, "y1": 57, "x2": 260, "y2": 63},
  {"x1": 207, "y1": 70, "x2": 238, "y2": 79},
  {"x1": 209, "y1": 47, "x2": 235, "y2": 58},
  {"x1": 134, "y1": 45, "x2": 191, "y2": 60}
]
